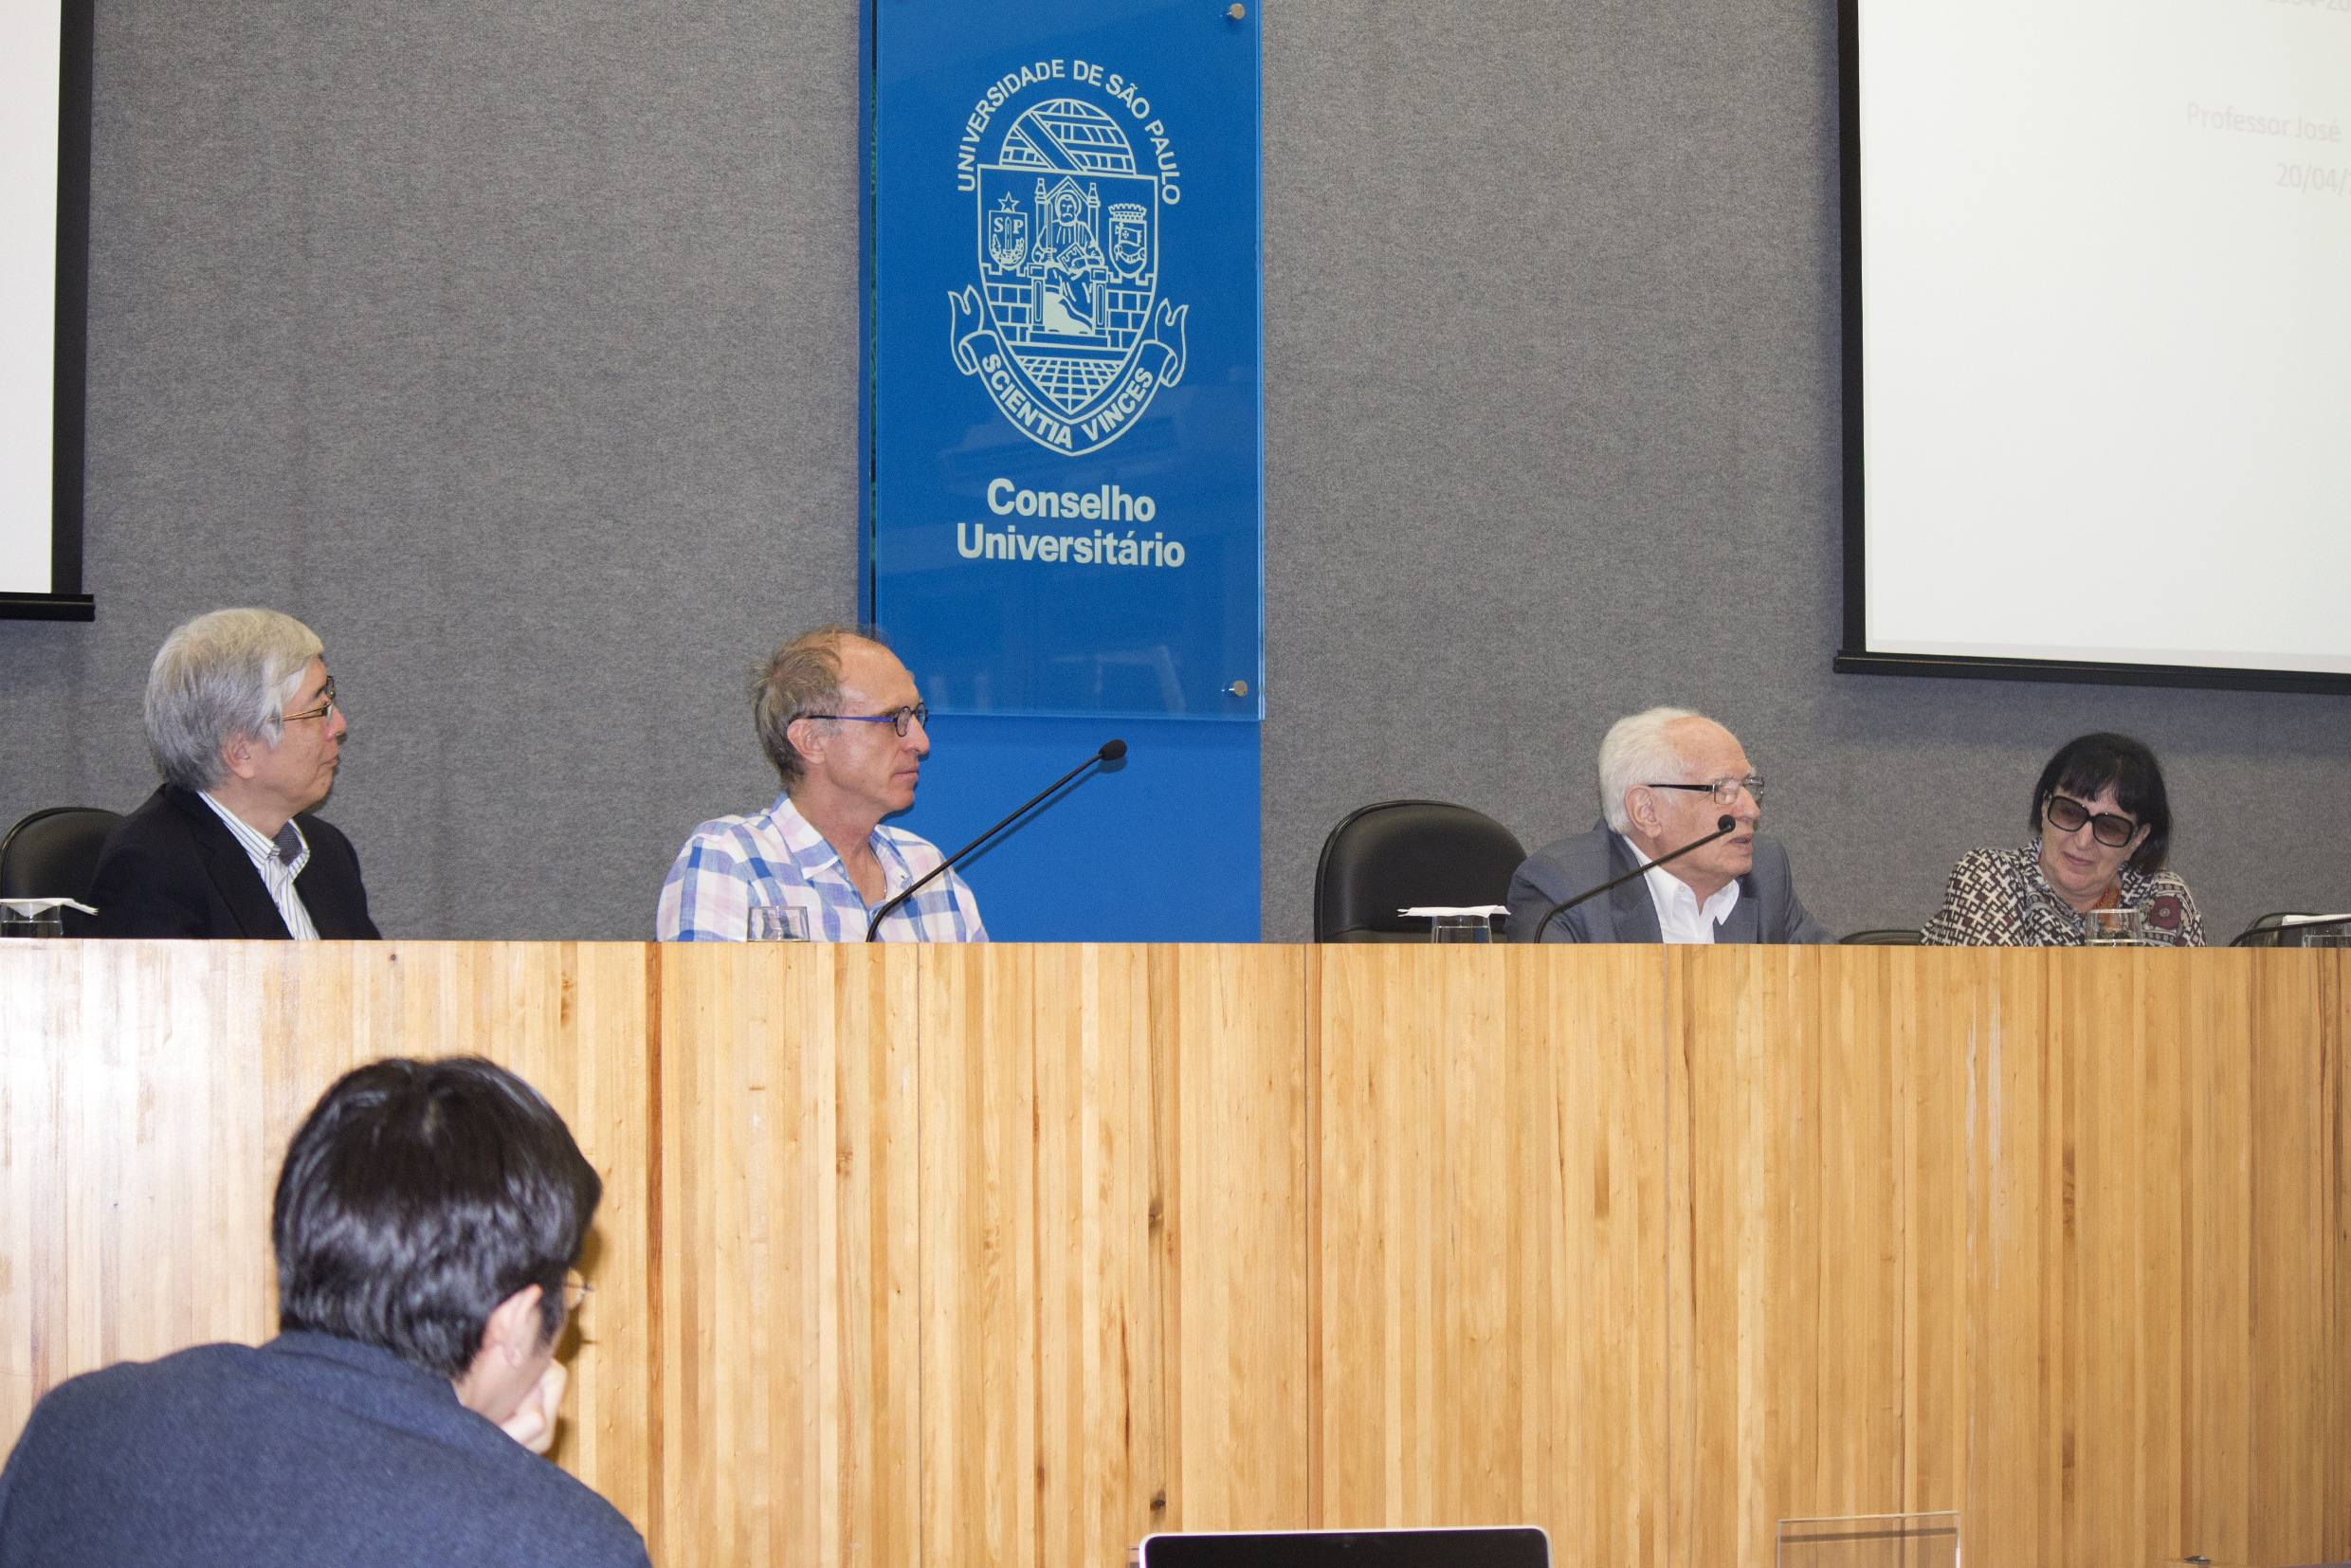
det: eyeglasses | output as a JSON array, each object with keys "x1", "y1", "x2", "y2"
[
  {"x1": 804, "y1": 703, "x2": 929, "y2": 738},
  {"x1": 561, "y1": 1271, "x2": 592, "y2": 1313},
  {"x1": 2044, "y1": 793, "x2": 2138, "y2": 848},
  {"x1": 283, "y1": 676, "x2": 337, "y2": 724},
  {"x1": 1645, "y1": 775, "x2": 1764, "y2": 806}
]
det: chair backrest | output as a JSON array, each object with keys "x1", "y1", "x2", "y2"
[
  {"x1": 1, "y1": 808, "x2": 123, "y2": 933},
  {"x1": 1840, "y1": 928, "x2": 1925, "y2": 945},
  {"x1": 1313, "y1": 800, "x2": 1525, "y2": 942}
]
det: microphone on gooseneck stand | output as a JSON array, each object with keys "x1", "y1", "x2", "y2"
[
  {"x1": 865, "y1": 738, "x2": 1129, "y2": 941},
  {"x1": 1533, "y1": 815, "x2": 1739, "y2": 942}
]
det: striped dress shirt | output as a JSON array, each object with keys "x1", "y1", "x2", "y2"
[{"x1": 197, "y1": 793, "x2": 320, "y2": 939}]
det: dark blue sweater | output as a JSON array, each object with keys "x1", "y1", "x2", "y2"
[{"x1": 0, "y1": 1333, "x2": 648, "y2": 1567}]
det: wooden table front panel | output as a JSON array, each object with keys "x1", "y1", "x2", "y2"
[
  {"x1": 1312, "y1": 943, "x2": 1669, "y2": 1566},
  {"x1": 4, "y1": 942, "x2": 2344, "y2": 1568},
  {"x1": 654, "y1": 941, "x2": 1308, "y2": 1568},
  {"x1": 1670, "y1": 945, "x2": 2349, "y2": 1568},
  {"x1": 917, "y1": 942, "x2": 1308, "y2": 1568}
]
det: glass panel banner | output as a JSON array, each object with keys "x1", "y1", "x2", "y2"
[{"x1": 869, "y1": 0, "x2": 1263, "y2": 720}]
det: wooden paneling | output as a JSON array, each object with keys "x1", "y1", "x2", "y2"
[
  {"x1": 1670, "y1": 946, "x2": 2347, "y2": 1568},
  {"x1": 918, "y1": 943, "x2": 1308, "y2": 1567},
  {"x1": 4, "y1": 942, "x2": 2343, "y2": 1568},
  {"x1": 654, "y1": 939, "x2": 922, "y2": 1568},
  {"x1": 0, "y1": 940, "x2": 657, "y2": 1531},
  {"x1": 920, "y1": 941, "x2": 1157, "y2": 1568},
  {"x1": 1314, "y1": 944, "x2": 1670, "y2": 1568},
  {"x1": 1669, "y1": 945, "x2": 1919, "y2": 1568},
  {"x1": 2334, "y1": 949, "x2": 2351, "y2": 1565},
  {"x1": 1164, "y1": 942, "x2": 1312, "y2": 1529},
  {"x1": 654, "y1": 940, "x2": 1308, "y2": 1568},
  {"x1": 2244, "y1": 949, "x2": 2346, "y2": 1563}
]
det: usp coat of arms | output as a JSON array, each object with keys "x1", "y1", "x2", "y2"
[{"x1": 950, "y1": 94, "x2": 1187, "y2": 456}]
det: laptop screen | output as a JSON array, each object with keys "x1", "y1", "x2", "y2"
[{"x1": 1139, "y1": 1527, "x2": 1550, "y2": 1568}]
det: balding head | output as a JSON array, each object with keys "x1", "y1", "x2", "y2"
[{"x1": 752, "y1": 625, "x2": 887, "y2": 791}]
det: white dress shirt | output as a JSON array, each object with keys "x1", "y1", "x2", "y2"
[
  {"x1": 1619, "y1": 833, "x2": 1740, "y2": 944},
  {"x1": 198, "y1": 792, "x2": 320, "y2": 939}
]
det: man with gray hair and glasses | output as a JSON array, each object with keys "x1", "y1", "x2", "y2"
[
  {"x1": 1505, "y1": 706, "x2": 1831, "y2": 944},
  {"x1": 657, "y1": 624, "x2": 986, "y2": 942},
  {"x1": 87, "y1": 608, "x2": 378, "y2": 939}
]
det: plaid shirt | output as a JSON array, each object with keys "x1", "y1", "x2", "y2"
[{"x1": 657, "y1": 792, "x2": 987, "y2": 943}]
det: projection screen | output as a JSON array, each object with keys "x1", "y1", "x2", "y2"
[
  {"x1": 1834, "y1": 0, "x2": 2351, "y2": 693},
  {"x1": 1, "y1": 0, "x2": 90, "y2": 621}
]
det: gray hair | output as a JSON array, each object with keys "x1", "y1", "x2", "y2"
[
  {"x1": 751, "y1": 625, "x2": 884, "y2": 791},
  {"x1": 1596, "y1": 706, "x2": 1706, "y2": 834},
  {"x1": 145, "y1": 609, "x2": 325, "y2": 791}
]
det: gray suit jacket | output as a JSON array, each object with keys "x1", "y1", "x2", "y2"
[{"x1": 1505, "y1": 818, "x2": 1833, "y2": 944}]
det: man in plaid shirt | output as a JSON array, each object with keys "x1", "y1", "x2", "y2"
[{"x1": 657, "y1": 627, "x2": 987, "y2": 943}]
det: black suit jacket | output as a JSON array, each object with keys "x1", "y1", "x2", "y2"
[{"x1": 86, "y1": 784, "x2": 380, "y2": 939}]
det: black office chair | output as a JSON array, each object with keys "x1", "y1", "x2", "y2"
[
  {"x1": 1313, "y1": 800, "x2": 1525, "y2": 942},
  {"x1": 0, "y1": 807, "x2": 122, "y2": 935},
  {"x1": 2231, "y1": 912, "x2": 2349, "y2": 947},
  {"x1": 1841, "y1": 928, "x2": 1925, "y2": 945}
]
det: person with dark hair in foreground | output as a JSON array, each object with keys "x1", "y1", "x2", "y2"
[
  {"x1": 0, "y1": 1058, "x2": 648, "y2": 1567},
  {"x1": 1921, "y1": 732, "x2": 2204, "y2": 946}
]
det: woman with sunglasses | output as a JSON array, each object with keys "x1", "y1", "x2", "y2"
[{"x1": 1921, "y1": 732, "x2": 2203, "y2": 945}]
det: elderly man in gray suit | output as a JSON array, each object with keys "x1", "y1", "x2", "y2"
[{"x1": 1506, "y1": 706, "x2": 1832, "y2": 944}]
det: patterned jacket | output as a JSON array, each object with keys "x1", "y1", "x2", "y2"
[{"x1": 1919, "y1": 842, "x2": 2203, "y2": 947}]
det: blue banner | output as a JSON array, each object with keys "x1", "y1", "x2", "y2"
[{"x1": 869, "y1": 0, "x2": 1263, "y2": 720}]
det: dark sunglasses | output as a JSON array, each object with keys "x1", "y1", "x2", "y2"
[{"x1": 2045, "y1": 794, "x2": 2138, "y2": 848}]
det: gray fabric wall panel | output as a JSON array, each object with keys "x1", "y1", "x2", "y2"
[
  {"x1": 4, "y1": 0, "x2": 2345, "y2": 942},
  {"x1": 2, "y1": 0, "x2": 865, "y2": 938},
  {"x1": 1256, "y1": 0, "x2": 2351, "y2": 943}
]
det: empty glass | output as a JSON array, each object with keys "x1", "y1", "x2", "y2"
[
  {"x1": 1431, "y1": 913, "x2": 1493, "y2": 943},
  {"x1": 1777, "y1": 1512, "x2": 1958, "y2": 1568},
  {"x1": 748, "y1": 905, "x2": 811, "y2": 941}
]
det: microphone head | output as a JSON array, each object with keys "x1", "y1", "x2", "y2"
[
  {"x1": 1099, "y1": 738, "x2": 1128, "y2": 761},
  {"x1": 1717, "y1": 815, "x2": 1736, "y2": 832}
]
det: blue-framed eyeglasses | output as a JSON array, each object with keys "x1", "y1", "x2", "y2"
[{"x1": 805, "y1": 703, "x2": 929, "y2": 738}]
